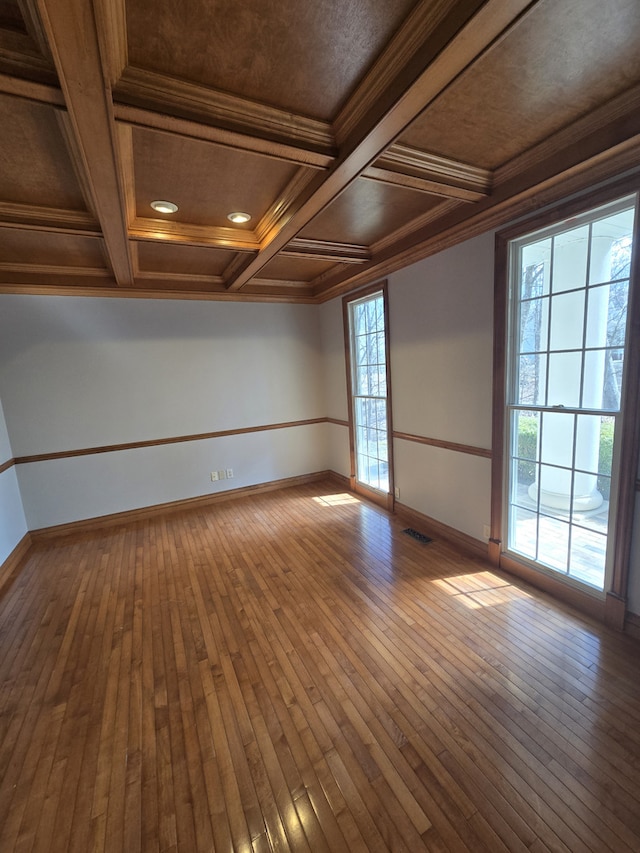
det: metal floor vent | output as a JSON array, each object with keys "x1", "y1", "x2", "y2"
[{"x1": 403, "y1": 528, "x2": 433, "y2": 544}]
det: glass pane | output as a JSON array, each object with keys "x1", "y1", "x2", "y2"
[
  {"x1": 549, "y1": 290, "x2": 585, "y2": 351},
  {"x1": 537, "y1": 515, "x2": 570, "y2": 572},
  {"x1": 511, "y1": 430, "x2": 538, "y2": 506},
  {"x1": 606, "y1": 281, "x2": 629, "y2": 347},
  {"x1": 585, "y1": 281, "x2": 628, "y2": 349},
  {"x1": 583, "y1": 349, "x2": 622, "y2": 410},
  {"x1": 519, "y1": 296, "x2": 548, "y2": 354},
  {"x1": 509, "y1": 506, "x2": 538, "y2": 559},
  {"x1": 540, "y1": 411, "x2": 575, "y2": 469},
  {"x1": 521, "y1": 240, "x2": 551, "y2": 298},
  {"x1": 575, "y1": 414, "x2": 603, "y2": 476},
  {"x1": 538, "y1": 463, "x2": 573, "y2": 505},
  {"x1": 517, "y1": 354, "x2": 547, "y2": 405},
  {"x1": 552, "y1": 225, "x2": 589, "y2": 292},
  {"x1": 590, "y1": 208, "x2": 635, "y2": 284},
  {"x1": 353, "y1": 302, "x2": 367, "y2": 336},
  {"x1": 569, "y1": 527, "x2": 606, "y2": 588},
  {"x1": 547, "y1": 351, "x2": 582, "y2": 407},
  {"x1": 355, "y1": 363, "x2": 369, "y2": 396}
]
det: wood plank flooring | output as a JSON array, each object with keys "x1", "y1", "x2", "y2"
[{"x1": 2, "y1": 478, "x2": 640, "y2": 852}]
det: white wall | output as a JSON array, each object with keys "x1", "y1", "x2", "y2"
[
  {"x1": 0, "y1": 295, "x2": 326, "y2": 527},
  {"x1": 0, "y1": 396, "x2": 28, "y2": 564},
  {"x1": 318, "y1": 298, "x2": 350, "y2": 478},
  {"x1": 388, "y1": 233, "x2": 494, "y2": 541}
]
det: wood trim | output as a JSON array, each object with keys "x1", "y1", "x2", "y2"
[
  {"x1": 394, "y1": 499, "x2": 487, "y2": 560},
  {"x1": 499, "y1": 553, "x2": 606, "y2": 622},
  {"x1": 0, "y1": 28, "x2": 56, "y2": 80},
  {"x1": 13, "y1": 418, "x2": 330, "y2": 465},
  {"x1": 363, "y1": 167, "x2": 485, "y2": 202},
  {"x1": 38, "y1": 0, "x2": 134, "y2": 285},
  {"x1": 0, "y1": 71, "x2": 63, "y2": 105},
  {"x1": 29, "y1": 471, "x2": 333, "y2": 541},
  {"x1": 342, "y1": 281, "x2": 394, "y2": 504},
  {"x1": 283, "y1": 239, "x2": 370, "y2": 264},
  {"x1": 130, "y1": 218, "x2": 259, "y2": 252},
  {"x1": 365, "y1": 144, "x2": 492, "y2": 202},
  {"x1": 255, "y1": 169, "x2": 324, "y2": 244},
  {"x1": 609, "y1": 194, "x2": 640, "y2": 603},
  {"x1": 605, "y1": 592, "x2": 627, "y2": 632},
  {"x1": 0, "y1": 533, "x2": 32, "y2": 598},
  {"x1": 0, "y1": 263, "x2": 110, "y2": 277},
  {"x1": 113, "y1": 67, "x2": 336, "y2": 165},
  {"x1": 0, "y1": 281, "x2": 316, "y2": 303},
  {"x1": 0, "y1": 458, "x2": 16, "y2": 475},
  {"x1": 92, "y1": 0, "x2": 127, "y2": 87},
  {"x1": 326, "y1": 417, "x2": 349, "y2": 427},
  {"x1": 393, "y1": 430, "x2": 492, "y2": 459},
  {"x1": 625, "y1": 610, "x2": 640, "y2": 641},
  {"x1": 0, "y1": 201, "x2": 99, "y2": 234},
  {"x1": 490, "y1": 231, "x2": 509, "y2": 560}
]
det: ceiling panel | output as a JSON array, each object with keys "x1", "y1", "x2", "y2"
[
  {"x1": 257, "y1": 254, "x2": 337, "y2": 283},
  {"x1": 400, "y1": 0, "x2": 640, "y2": 170},
  {"x1": 0, "y1": 95, "x2": 88, "y2": 210},
  {"x1": 299, "y1": 178, "x2": 445, "y2": 246},
  {"x1": 0, "y1": 227, "x2": 106, "y2": 268},
  {"x1": 126, "y1": 0, "x2": 419, "y2": 120},
  {"x1": 136, "y1": 241, "x2": 238, "y2": 277},
  {"x1": 132, "y1": 127, "x2": 302, "y2": 227}
]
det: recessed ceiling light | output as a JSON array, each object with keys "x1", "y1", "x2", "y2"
[
  {"x1": 150, "y1": 200, "x2": 178, "y2": 214},
  {"x1": 227, "y1": 212, "x2": 251, "y2": 224}
]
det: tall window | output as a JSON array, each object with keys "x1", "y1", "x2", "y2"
[
  {"x1": 505, "y1": 196, "x2": 636, "y2": 591},
  {"x1": 344, "y1": 284, "x2": 393, "y2": 502}
]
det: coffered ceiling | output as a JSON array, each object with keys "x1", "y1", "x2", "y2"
[{"x1": 1, "y1": 0, "x2": 640, "y2": 303}]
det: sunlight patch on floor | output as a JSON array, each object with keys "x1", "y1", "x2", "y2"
[
  {"x1": 313, "y1": 493, "x2": 362, "y2": 506},
  {"x1": 432, "y1": 571, "x2": 533, "y2": 609}
]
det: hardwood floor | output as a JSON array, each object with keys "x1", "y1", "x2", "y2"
[{"x1": 2, "y1": 478, "x2": 640, "y2": 852}]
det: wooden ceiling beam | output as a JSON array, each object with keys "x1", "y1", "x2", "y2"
[
  {"x1": 34, "y1": 0, "x2": 134, "y2": 286},
  {"x1": 283, "y1": 239, "x2": 370, "y2": 264},
  {"x1": 365, "y1": 143, "x2": 492, "y2": 201},
  {"x1": 113, "y1": 67, "x2": 336, "y2": 168},
  {"x1": 226, "y1": 0, "x2": 535, "y2": 291}
]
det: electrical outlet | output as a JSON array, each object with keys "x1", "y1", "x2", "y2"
[
  {"x1": 210, "y1": 471, "x2": 219, "y2": 482},
  {"x1": 226, "y1": 468, "x2": 234, "y2": 479},
  {"x1": 394, "y1": 487, "x2": 400, "y2": 499},
  {"x1": 483, "y1": 524, "x2": 491, "y2": 540},
  {"x1": 218, "y1": 469, "x2": 227, "y2": 480}
]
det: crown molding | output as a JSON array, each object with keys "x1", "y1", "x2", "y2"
[
  {"x1": 284, "y1": 238, "x2": 370, "y2": 264},
  {"x1": 130, "y1": 217, "x2": 259, "y2": 252},
  {"x1": 0, "y1": 69, "x2": 62, "y2": 104},
  {"x1": 370, "y1": 143, "x2": 492, "y2": 201},
  {"x1": 0, "y1": 201, "x2": 99, "y2": 233},
  {"x1": 114, "y1": 66, "x2": 336, "y2": 165}
]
